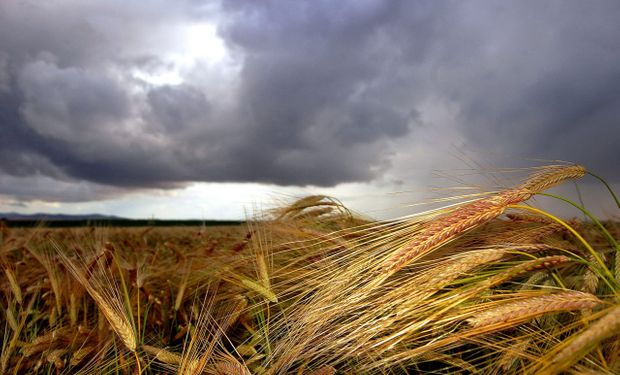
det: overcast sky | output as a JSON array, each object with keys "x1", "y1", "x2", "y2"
[{"x1": 1, "y1": 1, "x2": 619, "y2": 220}]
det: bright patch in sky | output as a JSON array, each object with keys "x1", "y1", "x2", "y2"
[
  {"x1": 183, "y1": 22, "x2": 228, "y2": 65},
  {"x1": 132, "y1": 22, "x2": 228, "y2": 86}
]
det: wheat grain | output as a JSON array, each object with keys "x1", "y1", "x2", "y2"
[
  {"x1": 96, "y1": 300, "x2": 137, "y2": 351},
  {"x1": 236, "y1": 344, "x2": 257, "y2": 357},
  {"x1": 226, "y1": 295, "x2": 248, "y2": 328},
  {"x1": 175, "y1": 273, "x2": 189, "y2": 311},
  {"x1": 497, "y1": 337, "x2": 532, "y2": 372},
  {"x1": 580, "y1": 252, "x2": 606, "y2": 295}
]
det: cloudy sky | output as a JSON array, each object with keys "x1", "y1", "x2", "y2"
[{"x1": 1, "y1": 0, "x2": 619, "y2": 220}]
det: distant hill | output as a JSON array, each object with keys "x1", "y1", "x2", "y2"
[
  {"x1": 0, "y1": 212, "x2": 125, "y2": 221},
  {"x1": 0, "y1": 212, "x2": 243, "y2": 228}
]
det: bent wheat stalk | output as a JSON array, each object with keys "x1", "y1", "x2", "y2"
[
  {"x1": 383, "y1": 189, "x2": 524, "y2": 275},
  {"x1": 382, "y1": 165, "x2": 585, "y2": 276}
]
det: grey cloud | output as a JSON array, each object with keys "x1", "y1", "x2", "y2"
[
  {"x1": 1, "y1": 0, "x2": 422, "y2": 200},
  {"x1": 424, "y1": 2, "x2": 620, "y2": 179},
  {"x1": 18, "y1": 58, "x2": 131, "y2": 142},
  {"x1": 0, "y1": 1, "x2": 207, "y2": 67},
  {"x1": 0, "y1": 173, "x2": 125, "y2": 203},
  {"x1": 0, "y1": 0, "x2": 619, "y2": 203},
  {"x1": 147, "y1": 84, "x2": 211, "y2": 133},
  {"x1": 0, "y1": 52, "x2": 9, "y2": 93}
]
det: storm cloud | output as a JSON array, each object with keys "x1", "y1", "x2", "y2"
[{"x1": 1, "y1": 0, "x2": 619, "y2": 203}]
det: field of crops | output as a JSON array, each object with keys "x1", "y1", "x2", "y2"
[{"x1": 1, "y1": 164, "x2": 619, "y2": 374}]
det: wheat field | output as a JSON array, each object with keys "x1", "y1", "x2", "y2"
[{"x1": 1, "y1": 164, "x2": 619, "y2": 374}]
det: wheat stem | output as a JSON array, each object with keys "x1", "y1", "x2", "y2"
[
  {"x1": 587, "y1": 170, "x2": 620, "y2": 208},
  {"x1": 508, "y1": 204, "x2": 616, "y2": 290}
]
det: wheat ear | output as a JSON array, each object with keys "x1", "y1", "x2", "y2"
[
  {"x1": 382, "y1": 165, "x2": 585, "y2": 276},
  {"x1": 142, "y1": 345, "x2": 183, "y2": 365},
  {"x1": 466, "y1": 291, "x2": 601, "y2": 328},
  {"x1": 383, "y1": 189, "x2": 523, "y2": 275},
  {"x1": 424, "y1": 244, "x2": 551, "y2": 291},
  {"x1": 518, "y1": 164, "x2": 586, "y2": 193},
  {"x1": 57, "y1": 247, "x2": 137, "y2": 352},
  {"x1": 214, "y1": 361, "x2": 251, "y2": 375},
  {"x1": 3, "y1": 267, "x2": 22, "y2": 305}
]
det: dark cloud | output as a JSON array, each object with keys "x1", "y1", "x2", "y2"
[
  {"x1": 0, "y1": 0, "x2": 619, "y2": 203},
  {"x1": 427, "y1": 2, "x2": 620, "y2": 178}
]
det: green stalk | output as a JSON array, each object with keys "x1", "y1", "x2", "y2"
[
  {"x1": 538, "y1": 192, "x2": 620, "y2": 286},
  {"x1": 538, "y1": 193, "x2": 619, "y2": 251},
  {"x1": 508, "y1": 205, "x2": 617, "y2": 293},
  {"x1": 113, "y1": 256, "x2": 137, "y2": 334},
  {"x1": 588, "y1": 171, "x2": 620, "y2": 208},
  {"x1": 141, "y1": 302, "x2": 152, "y2": 344}
]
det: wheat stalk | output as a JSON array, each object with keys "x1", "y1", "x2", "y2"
[
  {"x1": 466, "y1": 291, "x2": 601, "y2": 328},
  {"x1": 382, "y1": 165, "x2": 585, "y2": 276},
  {"x1": 419, "y1": 351, "x2": 476, "y2": 373},
  {"x1": 56, "y1": 246, "x2": 137, "y2": 352},
  {"x1": 382, "y1": 189, "x2": 521, "y2": 275},
  {"x1": 25, "y1": 245, "x2": 63, "y2": 315}
]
